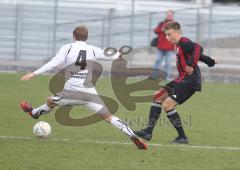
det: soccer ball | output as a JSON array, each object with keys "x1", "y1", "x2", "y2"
[{"x1": 33, "y1": 121, "x2": 51, "y2": 138}]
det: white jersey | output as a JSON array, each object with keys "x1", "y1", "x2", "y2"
[{"x1": 34, "y1": 41, "x2": 118, "y2": 91}]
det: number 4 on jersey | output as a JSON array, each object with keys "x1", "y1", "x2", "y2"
[{"x1": 75, "y1": 50, "x2": 87, "y2": 70}]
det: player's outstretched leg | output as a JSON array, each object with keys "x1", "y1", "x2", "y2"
[
  {"x1": 20, "y1": 97, "x2": 55, "y2": 119},
  {"x1": 130, "y1": 134, "x2": 148, "y2": 150},
  {"x1": 20, "y1": 101, "x2": 39, "y2": 119},
  {"x1": 101, "y1": 114, "x2": 147, "y2": 150}
]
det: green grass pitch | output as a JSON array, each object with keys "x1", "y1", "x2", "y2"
[{"x1": 0, "y1": 72, "x2": 240, "y2": 170}]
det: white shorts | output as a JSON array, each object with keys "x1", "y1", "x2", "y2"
[{"x1": 51, "y1": 88, "x2": 109, "y2": 114}]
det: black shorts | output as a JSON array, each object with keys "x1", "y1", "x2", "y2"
[{"x1": 163, "y1": 81, "x2": 196, "y2": 105}]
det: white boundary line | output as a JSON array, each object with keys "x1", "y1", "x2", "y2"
[{"x1": 1, "y1": 135, "x2": 240, "y2": 151}]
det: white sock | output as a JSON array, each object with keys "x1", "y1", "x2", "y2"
[
  {"x1": 110, "y1": 116, "x2": 134, "y2": 138},
  {"x1": 32, "y1": 104, "x2": 52, "y2": 115}
]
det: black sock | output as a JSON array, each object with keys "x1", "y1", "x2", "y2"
[
  {"x1": 145, "y1": 102, "x2": 162, "y2": 134},
  {"x1": 167, "y1": 109, "x2": 187, "y2": 138}
]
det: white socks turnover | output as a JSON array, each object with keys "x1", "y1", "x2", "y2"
[
  {"x1": 32, "y1": 104, "x2": 52, "y2": 115},
  {"x1": 110, "y1": 116, "x2": 134, "y2": 137}
]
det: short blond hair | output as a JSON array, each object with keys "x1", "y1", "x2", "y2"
[{"x1": 164, "y1": 21, "x2": 181, "y2": 31}]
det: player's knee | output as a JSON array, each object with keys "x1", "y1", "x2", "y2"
[
  {"x1": 162, "y1": 101, "x2": 168, "y2": 111},
  {"x1": 99, "y1": 113, "x2": 112, "y2": 122},
  {"x1": 162, "y1": 98, "x2": 174, "y2": 112},
  {"x1": 47, "y1": 97, "x2": 56, "y2": 108}
]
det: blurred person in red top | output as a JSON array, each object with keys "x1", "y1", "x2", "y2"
[{"x1": 151, "y1": 10, "x2": 175, "y2": 80}]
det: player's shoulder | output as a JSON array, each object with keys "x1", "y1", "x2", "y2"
[
  {"x1": 179, "y1": 37, "x2": 202, "y2": 51},
  {"x1": 179, "y1": 37, "x2": 195, "y2": 47},
  {"x1": 182, "y1": 37, "x2": 201, "y2": 46},
  {"x1": 60, "y1": 43, "x2": 72, "y2": 51},
  {"x1": 56, "y1": 43, "x2": 72, "y2": 55},
  {"x1": 180, "y1": 37, "x2": 192, "y2": 43},
  {"x1": 86, "y1": 44, "x2": 103, "y2": 56},
  {"x1": 86, "y1": 44, "x2": 102, "y2": 51}
]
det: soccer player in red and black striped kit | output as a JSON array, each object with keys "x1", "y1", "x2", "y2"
[{"x1": 134, "y1": 21, "x2": 216, "y2": 144}]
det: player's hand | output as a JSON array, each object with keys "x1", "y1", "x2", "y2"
[
  {"x1": 208, "y1": 59, "x2": 218, "y2": 67},
  {"x1": 21, "y1": 73, "x2": 36, "y2": 81},
  {"x1": 186, "y1": 66, "x2": 194, "y2": 75},
  {"x1": 213, "y1": 59, "x2": 218, "y2": 66}
]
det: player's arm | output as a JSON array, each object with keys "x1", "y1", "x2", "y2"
[
  {"x1": 184, "y1": 42, "x2": 201, "y2": 75},
  {"x1": 92, "y1": 46, "x2": 120, "y2": 61},
  {"x1": 199, "y1": 54, "x2": 217, "y2": 67},
  {"x1": 21, "y1": 44, "x2": 70, "y2": 81}
]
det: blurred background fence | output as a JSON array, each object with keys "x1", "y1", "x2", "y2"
[{"x1": 0, "y1": 0, "x2": 240, "y2": 82}]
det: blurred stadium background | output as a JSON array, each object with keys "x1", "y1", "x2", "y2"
[{"x1": 0, "y1": 0, "x2": 240, "y2": 81}]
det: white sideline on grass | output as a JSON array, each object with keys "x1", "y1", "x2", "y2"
[{"x1": 0, "y1": 135, "x2": 240, "y2": 151}]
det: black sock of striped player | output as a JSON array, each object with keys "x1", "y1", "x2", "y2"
[
  {"x1": 32, "y1": 104, "x2": 52, "y2": 116},
  {"x1": 110, "y1": 116, "x2": 134, "y2": 138},
  {"x1": 145, "y1": 102, "x2": 162, "y2": 134},
  {"x1": 167, "y1": 109, "x2": 187, "y2": 138}
]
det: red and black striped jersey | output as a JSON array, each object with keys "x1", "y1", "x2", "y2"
[{"x1": 175, "y1": 37, "x2": 202, "y2": 91}]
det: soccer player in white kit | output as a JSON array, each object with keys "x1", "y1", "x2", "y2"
[{"x1": 20, "y1": 25, "x2": 147, "y2": 150}]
